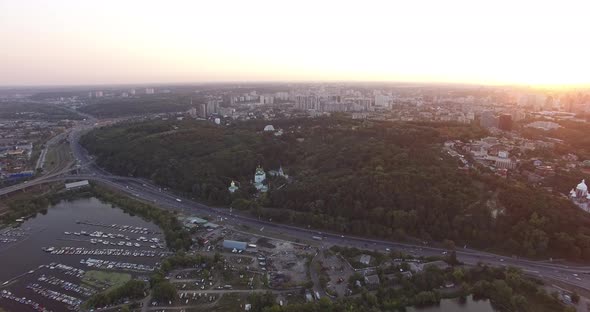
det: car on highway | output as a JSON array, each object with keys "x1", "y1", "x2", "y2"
[{"x1": 175, "y1": 198, "x2": 182, "y2": 202}]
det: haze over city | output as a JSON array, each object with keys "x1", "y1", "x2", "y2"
[
  {"x1": 2, "y1": 0, "x2": 590, "y2": 87},
  {"x1": 4, "y1": 1, "x2": 590, "y2": 312}
]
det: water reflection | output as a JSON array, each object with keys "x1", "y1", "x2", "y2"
[
  {"x1": 407, "y1": 295, "x2": 496, "y2": 312},
  {"x1": 0, "y1": 197, "x2": 164, "y2": 311}
]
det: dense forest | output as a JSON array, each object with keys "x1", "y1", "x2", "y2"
[
  {"x1": 521, "y1": 119, "x2": 590, "y2": 160},
  {"x1": 80, "y1": 117, "x2": 590, "y2": 261},
  {"x1": 78, "y1": 96, "x2": 196, "y2": 117}
]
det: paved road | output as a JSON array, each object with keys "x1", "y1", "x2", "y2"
[{"x1": 3, "y1": 122, "x2": 590, "y2": 293}]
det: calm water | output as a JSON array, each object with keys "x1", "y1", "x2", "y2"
[
  {"x1": 0, "y1": 197, "x2": 165, "y2": 312},
  {"x1": 407, "y1": 296, "x2": 496, "y2": 312}
]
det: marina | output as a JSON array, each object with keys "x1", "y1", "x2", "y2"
[
  {"x1": 75, "y1": 220, "x2": 159, "y2": 235},
  {"x1": 0, "y1": 289, "x2": 51, "y2": 312},
  {"x1": 0, "y1": 197, "x2": 166, "y2": 312},
  {"x1": 45, "y1": 263, "x2": 86, "y2": 279},
  {"x1": 0, "y1": 227, "x2": 35, "y2": 245},
  {"x1": 37, "y1": 275, "x2": 96, "y2": 297},
  {"x1": 81, "y1": 258, "x2": 156, "y2": 272},
  {"x1": 27, "y1": 283, "x2": 82, "y2": 310},
  {"x1": 63, "y1": 229, "x2": 161, "y2": 242},
  {"x1": 42, "y1": 246, "x2": 166, "y2": 257}
]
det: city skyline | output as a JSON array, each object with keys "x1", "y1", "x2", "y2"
[{"x1": 1, "y1": 0, "x2": 590, "y2": 87}]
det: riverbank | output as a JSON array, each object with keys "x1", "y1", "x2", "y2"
[
  {"x1": 0, "y1": 183, "x2": 93, "y2": 226},
  {"x1": 1, "y1": 182, "x2": 192, "y2": 252}
]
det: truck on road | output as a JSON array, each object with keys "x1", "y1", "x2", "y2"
[{"x1": 312, "y1": 236, "x2": 323, "y2": 241}]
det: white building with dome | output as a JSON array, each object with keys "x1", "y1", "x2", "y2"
[
  {"x1": 253, "y1": 166, "x2": 268, "y2": 192},
  {"x1": 576, "y1": 180, "x2": 588, "y2": 198},
  {"x1": 569, "y1": 179, "x2": 590, "y2": 212},
  {"x1": 228, "y1": 181, "x2": 239, "y2": 193}
]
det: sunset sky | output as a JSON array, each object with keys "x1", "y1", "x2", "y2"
[{"x1": 1, "y1": 0, "x2": 589, "y2": 86}]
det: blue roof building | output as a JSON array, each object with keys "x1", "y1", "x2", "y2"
[{"x1": 222, "y1": 240, "x2": 247, "y2": 251}]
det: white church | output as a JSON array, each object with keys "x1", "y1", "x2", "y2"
[
  {"x1": 253, "y1": 165, "x2": 268, "y2": 192},
  {"x1": 569, "y1": 179, "x2": 590, "y2": 212},
  {"x1": 228, "y1": 180, "x2": 239, "y2": 193}
]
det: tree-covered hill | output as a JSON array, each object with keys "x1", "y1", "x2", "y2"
[{"x1": 80, "y1": 117, "x2": 590, "y2": 261}]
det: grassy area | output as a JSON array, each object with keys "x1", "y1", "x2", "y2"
[
  {"x1": 82, "y1": 270, "x2": 131, "y2": 292},
  {"x1": 220, "y1": 270, "x2": 260, "y2": 290},
  {"x1": 330, "y1": 246, "x2": 388, "y2": 269},
  {"x1": 43, "y1": 141, "x2": 72, "y2": 174},
  {"x1": 209, "y1": 293, "x2": 247, "y2": 311}
]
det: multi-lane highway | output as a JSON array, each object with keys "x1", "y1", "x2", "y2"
[{"x1": 3, "y1": 122, "x2": 590, "y2": 292}]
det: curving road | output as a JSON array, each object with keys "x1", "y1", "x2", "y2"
[{"x1": 3, "y1": 122, "x2": 590, "y2": 293}]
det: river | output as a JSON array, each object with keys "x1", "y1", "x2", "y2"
[{"x1": 407, "y1": 295, "x2": 496, "y2": 312}]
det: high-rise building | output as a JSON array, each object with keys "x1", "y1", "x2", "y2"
[
  {"x1": 275, "y1": 92, "x2": 289, "y2": 101},
  {"x1": 374, "y1": 95, "x2": 391, "y2": 108},
  {"x1": 206, "y1": 100, "x2": 219, "y2": 115},
  {"x1": 511, "y1": 110, "x2": 526, "y2": 121},
  {"x1": 498, "y1": 114, "x2": 512, "y2": 131},
  {"x1": 187, "y1": 107, "x2": 197, "y2": 118},
  {"x1": 479, "y1": 111, "x2": 498, "y2": 129},
  {"x1": 259, "y1": 95, "x2": 274, "y2": 105},
  {"x1": 198, "y1": 103, "x2": 207, "y2": 118},
  {"x1": 295, "y1": 95, "x2": 320, "y2": 110}
]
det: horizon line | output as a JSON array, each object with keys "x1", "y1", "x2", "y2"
[{"x1": 1, "y1": 79, "x2": 588, "y2": 90}]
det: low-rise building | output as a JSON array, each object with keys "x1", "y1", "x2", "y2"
[
  {"x1": 359, "y1": 254, "x2": 371, "y2": 266},
  {"x1": 364, "y1": 274, "x2": 380, "y2": 289},
  {"x1": 65, "y1": 180, "x2": 89, "y2": 190},
  {"x1": 222, "y1": 240, "x2": 248, "y2": 251}
]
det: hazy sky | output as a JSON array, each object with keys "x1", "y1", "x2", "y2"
[{"x1": 1, "y1": 0, "x2": 589, "y2": 86}]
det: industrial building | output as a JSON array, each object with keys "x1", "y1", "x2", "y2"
[{"x1": 222, "y1": 240, "x2": 248, "y2": 251}]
